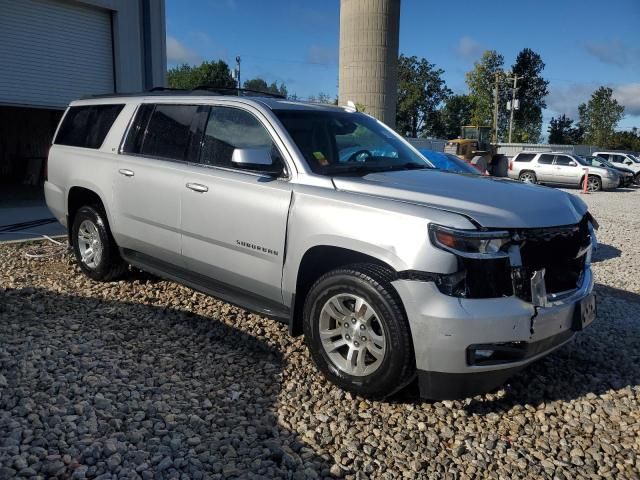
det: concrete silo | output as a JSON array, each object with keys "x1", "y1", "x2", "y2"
[{"x1": 338, "y1": 0, "x2": 401, "y2": 127}]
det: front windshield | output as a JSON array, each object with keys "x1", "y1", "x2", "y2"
[
  {"x1": 628, "y1": 154, "x2": 640, "y2": 163},
  {"x1": 274, "y1": 110, "x2": 431, "y2": 175}
]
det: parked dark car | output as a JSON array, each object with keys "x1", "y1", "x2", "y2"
[
  {"x1": 582, "y1": 155, "x2": 634, "y2": 187},
  {"x1": 419, "y1": 149, "x2": 482, "y2": 175}
]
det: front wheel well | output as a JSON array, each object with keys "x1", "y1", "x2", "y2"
[{"x1": 289, "y1": 246, "x2": 397, "y2": 336}]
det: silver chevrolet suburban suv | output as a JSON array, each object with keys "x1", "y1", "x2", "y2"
[{"x1": 45, "y1": 90, "x2": 598, "y2": 400}]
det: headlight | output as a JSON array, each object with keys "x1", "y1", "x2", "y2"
[
  {"x1": 605, "y1": 170, "x2": 618, "y2": 178},
  {"x1": 428, "y1": 224, "x2": 511, "y2": 259}
]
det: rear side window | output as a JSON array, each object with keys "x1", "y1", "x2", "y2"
[
  {"x1": 514, "y1": 153, "x2": 535, "y2": 162},
  {"x1": 538, "y1": 154, "x2": 554, "y2": 164},
  {"x1": 55, "y1": 104, "x2": 124, "y2": 148},
  {"x1": 596, "y1": 153, "x2": 610, "y2": 160},
  {"x1": 123, "y1": 104, "x2": 200, "y2": 161}
]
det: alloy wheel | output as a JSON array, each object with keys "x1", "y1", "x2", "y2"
[
  {"x1": 318, "y1": 293, "x2": 386, "y2": 376},
  {"x1": 77, "y1": 219, "x2": 103, "y2": 269}
]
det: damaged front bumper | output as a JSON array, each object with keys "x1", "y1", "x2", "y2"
[{"x1": 392, "y1": 265, "x2": 595, "y2": 400}]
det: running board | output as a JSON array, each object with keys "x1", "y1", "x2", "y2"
[{"x1": 120, "y1": 249, "x2": 290, "y2": 323}]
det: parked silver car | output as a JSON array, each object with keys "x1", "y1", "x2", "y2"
[
  {"x1": 592, "y1": 151, "x2": 640, "y2": 184},
  {"x1": 45, "y1": 91, "x2": 598, "y2": 400},
  {"x1": 508, "y1": 151, "x2": 619, "y2": 191}
]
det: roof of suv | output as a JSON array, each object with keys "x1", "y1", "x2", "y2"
[{"x1": 72, "y1": 89, "x2": 350, "y2": 113}]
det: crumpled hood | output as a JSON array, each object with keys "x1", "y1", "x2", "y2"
[{"x1": 332, "y1": 170, "x2": 588, "y2": 229}]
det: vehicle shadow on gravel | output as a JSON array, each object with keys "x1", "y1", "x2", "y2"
[
  {"x1": 592, "y1": 243, "x2": 622, "y2": 263},
  {"x1": 463, "y1": 283, "x2": 640, "y2": 414},
  {"x1": 0, "y1": 287, "x2": 335, "y2": 479}
]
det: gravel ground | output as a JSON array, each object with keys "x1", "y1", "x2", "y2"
[{"x1": 1, "y1": 186, "x2": 639, "y2": 479}]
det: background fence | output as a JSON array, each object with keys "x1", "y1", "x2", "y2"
[{"x1": 406, "y1": 138, "x2": 623, "y2": 158}]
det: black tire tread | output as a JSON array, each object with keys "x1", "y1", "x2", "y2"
[{"x1": 303, "y1": 263, "x2": 415, "y2": 399}]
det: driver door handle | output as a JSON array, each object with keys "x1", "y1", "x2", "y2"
[
  {"x1": 118, "y1": 169, "x2": 135, "y2": 177},
  {"x1": 186, "y1": 182, "x2": 209, "y2": 193}
]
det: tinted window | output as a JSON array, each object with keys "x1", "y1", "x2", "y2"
[
  {"x1": 538, "y1": 154, "x2": 554, "y2": 164},
  {"x1": 596, "y1": 153, "x2": 610, "y2": 160},
  {"x1": 200, "y1": 107, "x2": 279, "y2": 170},
  {"x1": 141, "y1": 105, "x2": 199, "y2": 160},
  {"x1": 122, "y1": 104, "x2": 154, "y2": 154},
  {"x1": 55, "y1": 104, "x2": 124, "y2": 148},
  {"x1": 610, "y1": 155, "x2": 624, "y2": 164},
  {"x1": 514, "y1": 153, "x2": 535, "y2": 162},
  {"x1": 555, "y1": 155, "x2": 575, "y2": 166}
]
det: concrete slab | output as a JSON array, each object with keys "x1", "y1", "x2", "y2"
[{"x1": 0, "y1": 185, "x2": 66, "y2": 242}]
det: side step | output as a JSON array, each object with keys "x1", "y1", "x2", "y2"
[{"x1": 120, "y1": 248, "x2": 291, "y2": 323}]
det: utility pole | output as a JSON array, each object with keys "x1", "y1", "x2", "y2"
[
  {"x1": 507, "y1": 74, "x2": 520, "y2": 143},
  {"x1": 492, "y1": 72, "x2": 500, "y2": 144},
  {"x1": 235, "y1": 56, "x2": 241, "y2": 95}
]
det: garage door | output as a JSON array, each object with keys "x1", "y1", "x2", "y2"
[{"x1": 0, "y1": 0, "x2": 114, "y2": 109}]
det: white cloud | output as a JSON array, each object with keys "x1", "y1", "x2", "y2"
[
  {"x1": 456, "y1": 36, "x2": 483, "y2": 60},
  {"x1": 546, "y1": 82, "x2": 640, "y2": 120},
  {"x1": 546, "y1": 83, "x2": 595, "y2": 119},
  {"x1": 613, "y1": 83, "x2": 640, "y2": 116},
  {"x1": 166, "y1": 35, "x2": 201, "y2": 65},
  {"x1": 584, "y1": 39, "x2": 639, "y2": 67}
]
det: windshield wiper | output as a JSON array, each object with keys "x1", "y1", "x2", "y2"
[
  {"x1": 328, "y1": 162, "x2": 431, "y2": 176},
  {"x1": 387, "y1": 162, "x2": 431, "y2": 171}
]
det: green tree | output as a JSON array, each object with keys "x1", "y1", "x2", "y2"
[
  {"x1": 548, "y1": 114, "x2": 583, "y2": 144},
  {"x1": 243, "y1": 78, "x2": 288, "y2": 97},
  {"x1": 167, "y1": 60, "x2": 236, "y2": 90},
  {"x1": 578, "y1": 87, "x2": 625, "y2": 147},
  {"x1": 465, "y1": 50, "x2": 505, "y2": 132},
  {"x1": 396, "y1": 54, "x2": 452, "y2": 137},
  {"x1": 438, "y1": 94, "x2": 473, "y2": 139},
  {"x1": 609, "y1": 129, "x2": 640, "y2": 151},
  {"x1": 509, "y1": 48, "x2": 549, "y2": 143}
]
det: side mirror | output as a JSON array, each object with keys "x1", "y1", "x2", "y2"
[
  {"x1": 625, "y1": 160, "x2": 632, "y2": 165},
  {"x1": 569, "y1": 161, "x2": 577, "y2": 166},
  {"x1": 231, "y1": 147, "x2": 282, "y2": 176}
]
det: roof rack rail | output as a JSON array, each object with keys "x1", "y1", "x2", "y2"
[
  {"x1": 82, "y1": 85, "x2": 287, "y2": 100},
  {"x1": 190, "y1": 86, "x2": 286, "y2": 98}
]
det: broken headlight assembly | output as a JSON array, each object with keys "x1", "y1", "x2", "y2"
[
  {"x1": 428, "y1": 224, "x2": 514, "y2": 298},
  {"x1": 428, "y1": 224, "x2": 511, "y2": 259}
]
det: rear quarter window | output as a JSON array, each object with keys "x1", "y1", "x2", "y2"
[{"x1": 54, "y1": 104, "x2": 125, "y2": 149}]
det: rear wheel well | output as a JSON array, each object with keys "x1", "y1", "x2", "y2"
[
  {"x1": 290, "y1": 246, "x2": 396, "y2": 336},
  {"x1": 67, "y1": 187, "x2": 104, "y2": 245}
]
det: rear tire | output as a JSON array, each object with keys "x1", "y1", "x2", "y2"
[
  {"x1": 519, "y1": 171, "x2": 537, "y2": 184},
  {"x1": 71, "y1": 205, "x2": 127, "y2": 281},
  {"x1": 303, "y1": 264, "x2": 415, "y2": 399},
  {"x1": 634, "y1": 173, "x2": 640, "y2": 186}
]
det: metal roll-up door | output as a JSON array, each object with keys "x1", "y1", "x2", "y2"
[{"x1": 0, "y1": 0, "x2": 114, "y2": 109}]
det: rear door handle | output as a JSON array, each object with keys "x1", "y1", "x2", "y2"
[
  {"x1": 118, "y1": 169, "x2": 135, "y2": 177},
  {"x1": 186, "y1": 182, "x2": 209, "y2": 193}
]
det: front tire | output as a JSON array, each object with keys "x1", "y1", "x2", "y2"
[
  {"x1": 72, "y1": 205, "x2": 127, "y2": 281},
  {"x1": 303, "y1": 264, "x2": 415, "y2": 399},
  {"x1": 586, "y1": 175, "x2": 602, "y2": 192}
]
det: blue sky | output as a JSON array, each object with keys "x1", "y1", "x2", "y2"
[{"x1": 166, "y1": 0, "x2": 640, "y2": 134}]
